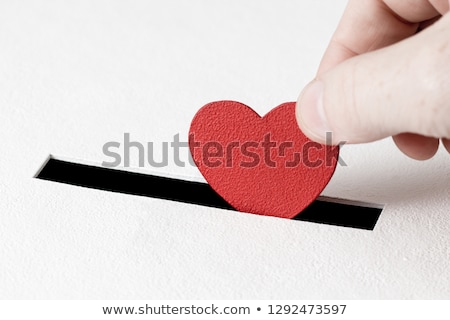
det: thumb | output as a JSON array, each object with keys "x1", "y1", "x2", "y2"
[{"x1": 296, "y1": 14, "x2": 450, "y2": 145}]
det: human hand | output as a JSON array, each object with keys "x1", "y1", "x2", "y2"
[{"x1": 296, "y1": 0, "x2": 450, "y2": 160}]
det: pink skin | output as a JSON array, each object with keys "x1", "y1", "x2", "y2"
[{"x1": 296, "y1": 0, "x2": 450, "y2": 160}]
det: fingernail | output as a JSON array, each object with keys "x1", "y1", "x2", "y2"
[{"x1": 296, "y1": 80, "x2": 330, "y2": 142}]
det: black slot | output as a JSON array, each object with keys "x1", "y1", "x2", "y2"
[{"x1": 36, "y1": 158, "x2": 382, "y2": 230}]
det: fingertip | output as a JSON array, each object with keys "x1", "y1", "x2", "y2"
[
  {"x1": 442, "y1": 138, "x2": 450, "y2": 154},
  {"x1": 393, "y1": 133, "x2": 440, "y2": 160},
  {"x1": 295, "y1": 80, "x2": 331, "y2": 145}
]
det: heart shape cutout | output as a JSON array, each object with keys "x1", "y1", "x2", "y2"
[{"x1": 189, "y1": 101, "x2": 338, "y2": 219}]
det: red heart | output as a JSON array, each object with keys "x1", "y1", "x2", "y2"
[{"x1": 189, "y1": 101, "x2": 338, "y2": 219}]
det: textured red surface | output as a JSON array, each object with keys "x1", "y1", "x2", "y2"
[{"x1": 189, "y1": 101, "x2": 338, "y2": 219}]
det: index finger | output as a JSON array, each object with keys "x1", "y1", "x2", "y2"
[{"x1": 317, "y1": 0, "x2": 443, "y2": 75}]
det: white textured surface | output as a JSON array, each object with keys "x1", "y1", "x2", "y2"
[{"x1": 0, "y1": 0, "x2": 449, "y2": 299}]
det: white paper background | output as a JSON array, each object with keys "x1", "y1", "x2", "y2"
[{"x1": 0, "y1": 0, "x2": 449, "y2": 299}]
